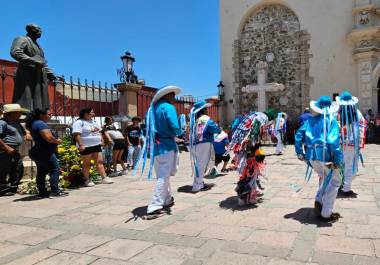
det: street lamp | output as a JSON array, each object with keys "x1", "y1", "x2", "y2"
[
  {"x1": 118, "y1": 51, "x2": 137, "y2": 83},
  {"x1": 217, "y1": 81, "x2": 225, "y2": 101}
]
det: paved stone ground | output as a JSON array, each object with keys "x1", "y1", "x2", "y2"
[{"x1": 0, "y1": 145, "x2": 380, "y2": 265}]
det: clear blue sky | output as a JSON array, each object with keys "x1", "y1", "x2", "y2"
[{"x1": 0, "y1": 0, "x2": 220, "y2": 98}]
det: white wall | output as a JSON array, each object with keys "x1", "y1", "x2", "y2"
[{"x1": 221, "y1": 0, "x2": 357, "y2": 122}]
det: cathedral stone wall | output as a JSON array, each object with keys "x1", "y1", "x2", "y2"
[
  {"x1": 221, "y1": 0, "x2": 360, "y2": 123},
  {"x1": 234, "y1": 4, "x2": 311, "y2": 118}
]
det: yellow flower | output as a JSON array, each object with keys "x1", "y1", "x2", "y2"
[
  {"x1": 90, "y1": 160, "x2": 95, "y2": 165},
  {"x1": 89, "y1": 169, "x2": 94, "y2": 174},
  {"x1": 70, "y1": 145, "x2": 77, "y2": 151},
  {"x1": 70, "y1": 165, "x2": 81, "y2": 171},
  {"x1": 57, "y1": 147, "x2": 66, "y2": 154}
]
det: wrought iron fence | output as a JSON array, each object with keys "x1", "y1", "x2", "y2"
[
  {"x1": 0, "y1": 64, "x2": 120, "y2": 126},
  {"x1": 136, "y1": 88, "x2": 220, "y2": 123}
]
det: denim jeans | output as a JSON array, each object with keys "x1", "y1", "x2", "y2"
[
  {"x1": 33, "y1": 153, "x2": 60, "y2": 194},
  {"x1": 0, "y1": 152, "x2": 24, "y2": 194},
  {"x1": 128, "y1": 145, "x2": 141, "y2": 167}
]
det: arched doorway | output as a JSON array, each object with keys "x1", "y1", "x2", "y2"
[{"x1": 233, "y1": 4, "x2": 311, "y2": 119}]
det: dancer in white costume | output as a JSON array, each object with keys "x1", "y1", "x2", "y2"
[
  {"x1": 295, "y1": 96, "x2": 343, "y2": 222},
  {"x1": 189, "y1": 101, "x2": 221, "y2": 193},
  {"x1": 274, "y1": 112, "x2": 286, "y2": 155},
  {"x1": 336, "y1": 91, "x2": 366, "y2": 197},
  {"x1": 134, "y1": 86, "x2": 183, "y2": 218}
]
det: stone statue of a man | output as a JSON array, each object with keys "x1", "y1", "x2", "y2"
[{"x1": 10, "y1": 24, "x2": 60, "y2": 110}]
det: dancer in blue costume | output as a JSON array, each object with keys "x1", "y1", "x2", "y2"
[
  {"x1": 189, "y1": 101, "x2": 221, "y2": 193},
  {"x1": 295, "y1": 96, "x2": 343, "y2": 222},
  {"x1": 135, "y1": 86, "x2": 183, "y2": 217},
  {"x1": 336, "y1": 91, "x2": 365, "y2": 197}
]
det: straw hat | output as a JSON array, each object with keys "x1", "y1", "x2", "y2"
[
  {"x1": 3, "y1": 104, "x2": 29, "y2": 114},
  {"x1": 151, "y1": 86, "x2": 182, "y2": 103}
]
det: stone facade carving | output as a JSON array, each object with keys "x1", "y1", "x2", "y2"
[
  {"x1": 359, "y1": 11, "x2": 370, "y2": 25},
  {"x1": 233, "y1": 4, "x2": 311, "y2": 119}
]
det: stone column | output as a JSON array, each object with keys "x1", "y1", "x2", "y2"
[
  {"x1": 353, "y1": 52, "x2": 378, "y2": 112},
  {"x1": 232, "y1": 39, "x2": 241, "y2": 116},
  {"x1": 115, "y1": 82, "x2": 143, "y2": 117},
  {"x1": 348, "y1": 1, "x2": 380, "y2": 113},
  {"x1": 256, "y1": 61, "x2": 269, "y2": 112}
]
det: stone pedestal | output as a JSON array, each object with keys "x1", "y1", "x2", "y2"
[
  {"x1": 20, "y1": 121, "x2": 70, "y2": 179},
  {"x1": 115, "y1": 82, "x2": 143, "y2": 118}
]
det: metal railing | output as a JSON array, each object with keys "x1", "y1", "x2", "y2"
[{"x1": 0, "y1": 66, "x2": 120, "y2": 126}]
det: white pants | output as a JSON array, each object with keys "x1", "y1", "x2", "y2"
[
  {"x1": 342, "y1": 146, "x2": 357, "y2": 192},
  {"x1": 147, "y1": 151, "x2": 178, "y2": 214},
  {"x1": 275, "y1": 132, "x2": 283, "y2": 154},
  {"x1": 311, "y1": 161, "x2": 341, "y2": 218},
  {"x1": 191, "y1": 142, "x2": 213, "y2": 192},
  {"x1": 128, "y1": 145, "x2": 141, "y2": 167}
]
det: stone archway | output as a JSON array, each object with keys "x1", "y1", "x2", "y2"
[
  {"x1": 233, "y1": 4, "x2": 311, "y2": 119},
  {"x1": 371, "y1": 62, "x2": 380, "y2": 113}
]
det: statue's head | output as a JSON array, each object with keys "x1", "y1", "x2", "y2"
[{"x1": 26, "y1": 24, "x2": 42, "y2": 38}]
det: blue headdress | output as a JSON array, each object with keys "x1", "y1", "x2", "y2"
[
  {"x1": 133, "y1": 86, "x2": 182, "y2": 179},
  {"x1": 336, "y1": 91, "x2": 360, "y2": 174},
  {"x1": 189, "y1": 100, "x2": 211, "y2": 178}
]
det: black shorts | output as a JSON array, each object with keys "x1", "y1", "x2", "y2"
[
  {"x1": 215, "y1": 154, "x2": 230, "y2": 164},
  {"x1": 80, "y1": 145, "x2": 102, "y2": 156},
  {"x1": 113, "y1": 139, "x2": 126, "y2": 150}
]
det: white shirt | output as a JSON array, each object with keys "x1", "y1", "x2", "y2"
[
  {"x1": 107, "y1": 129, "x2": 124, "y2": 140},
  {"x1": 72, "y1": 119, "x2": 102, "y2": 147}
]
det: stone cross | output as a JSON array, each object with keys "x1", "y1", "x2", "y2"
[{"x1": 242, "y1": 61, "x2": 285, "y2": 112}]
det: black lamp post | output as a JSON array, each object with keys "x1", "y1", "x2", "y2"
[
  {"x1": 118, "y1": 51, "x2": 137, "y2": 83},
  {"x1": 217, "y1": 81, "x2": 225, "y2": 101}
]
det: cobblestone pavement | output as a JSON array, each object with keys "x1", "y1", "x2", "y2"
[{"x1": 0, "y1": 145, "x2": 380, "y2": 265}]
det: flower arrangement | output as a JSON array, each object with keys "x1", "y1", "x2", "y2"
[
  {"x1": 18, "y1": 137, "x2": 101, "y2": 194},
  {"x1": 58, "y1": 137, "x2": 100, "y2": 187}
]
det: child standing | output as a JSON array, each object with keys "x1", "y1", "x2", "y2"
[{"x1": 213, "y1": 130, "x2": 230, "y2": 173}]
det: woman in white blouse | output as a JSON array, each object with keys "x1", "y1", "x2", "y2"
[{"x1": 72, "y1": 107, "x2": 114, "y2": 187}]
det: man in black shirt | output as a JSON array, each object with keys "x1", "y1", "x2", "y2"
[{"x1": 126, "y1": 116, "x2": 142, "y2": 169}]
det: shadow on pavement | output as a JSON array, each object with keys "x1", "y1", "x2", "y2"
[
  {"x1": 125, "y1": 206, "x2": 148, "y2": 222},
  {"x1": 204, "y1": 173, "x2": 227, "y2": 179},
  {"x1": 13, "y1": 195, "x2": 47, "y2": 202},
  {"x1": 284, "y1": 207, "x2": 333, "y2": 227},
  {"x1": 177, "y1": 185, "x2": 194, "y2": 193},
  {"x1": 219, "y1": 196, "x2": 259, "y2": 211},
  {"x1": 126, "y1": 205, "x2": 173, "y2": 222},
  {"x1": 177, "y1": 183, "x2": 216, "y2": 193}
]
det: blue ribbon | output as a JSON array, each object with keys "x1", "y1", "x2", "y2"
[
  {"x1": 179, "y1": 113, "x2": 187, "y2": 131},
  {"x1": 189, "y1": 110, "x2": 199, "y2": 178},
  {"x1": 360, "y1": 152, "x2": 365, "y2": 167},
  {"x1": 133, "y1": 104, "x2": 156, "y2": 180},
  {"x1": 320, "y1": 168, "x2": 334, "y2": 195}
]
